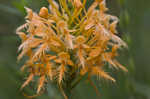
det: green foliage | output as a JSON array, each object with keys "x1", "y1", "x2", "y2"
[{"x1": 12, "y1": 0, "x2": 29, "y2": 15}]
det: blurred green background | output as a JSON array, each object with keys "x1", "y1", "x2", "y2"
[{"x1": 0, "y1": 0, "x2": 150, "y2": 99}]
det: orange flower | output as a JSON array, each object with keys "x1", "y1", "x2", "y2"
[{"x1": 17, "y1": 0, "x2": 127, "y2": 98}]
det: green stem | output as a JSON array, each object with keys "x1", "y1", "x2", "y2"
[{"x1": 71, "y1": 74, "x2": 86, "y2": 90}]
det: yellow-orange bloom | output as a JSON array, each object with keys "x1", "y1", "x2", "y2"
[{"x1": 17, "y1": 0, "x2": 127, "y2": 98}]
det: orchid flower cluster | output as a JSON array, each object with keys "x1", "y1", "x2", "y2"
[{"x1": 16, "y1": 0, "x2": 127, "y2": 97}]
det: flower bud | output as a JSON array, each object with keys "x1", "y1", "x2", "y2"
[{"x1": 39, "y1": 7, "x2": 49, "y2": 18}]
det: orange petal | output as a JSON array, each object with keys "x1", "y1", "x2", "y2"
[{"x1": 21, "y1": 73, "x2": 34, "y2": 90}]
